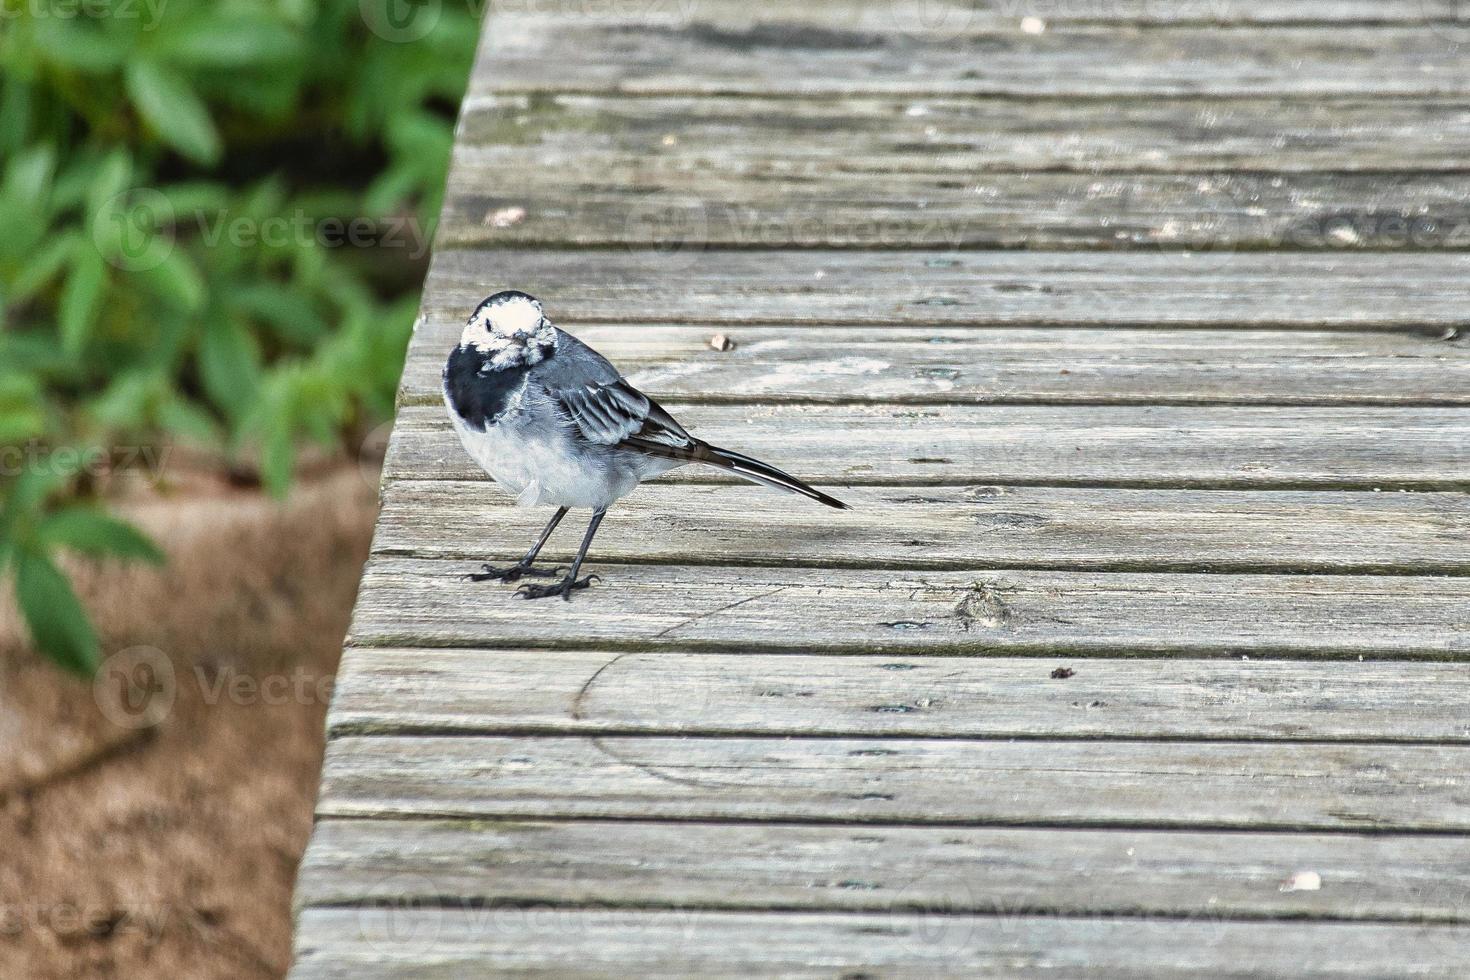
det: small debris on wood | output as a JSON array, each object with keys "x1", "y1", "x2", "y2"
[
  {"x1": 1020, "y1": 16, "x2": 1046, "y2": 35},
  {"x1": 485, "y1": 205, "x2": 527, "y2": 228},
  {"x1": 1279, "y1": 871, "x2": 1322, "y2": 893},
  {"x1": 708, "y1": 333, "x2": 736, "y2": 352},
  {"x1": 1050, "y1": 666, "x2": 1075, "y2": 679}
]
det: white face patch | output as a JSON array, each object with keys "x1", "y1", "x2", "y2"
[{"x1": 461, "y1": 293, "x2": 557, "y2": 367}]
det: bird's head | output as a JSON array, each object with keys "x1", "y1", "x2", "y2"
[{"x1": 462, "y1": 290, "x2": 557, "y2": 366}]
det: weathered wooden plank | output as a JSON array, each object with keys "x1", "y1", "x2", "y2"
[
  {"x1": 473, "y1": 23, "x2": 1470, "y2": 97},
  {"x1": 473, "y1": 0, "x2": 1454, "y2": 30},
  {"x1": 375, "y1": 483, "x2": 1470, "y2": 574},
  {"x1": 383, "y1": 403, "x2": 1470, "y2": 489},
  {"x1": 328, "y1": 649, "x2": 1470, "y2": 741},
  {"x1": 444, "y1": 169, "x2": 1470, "y2": 251},
  {"x1": 460, "y1": 93, "x2": 1470, "y2": 174},
  {"x1": 422, "y1": 248, "x2": 1470, "y2": 328},
  {"x1": 317, "y1": 735, "x2": 1470, "y2": 830},
  {"x1": 399, "y1": 324, "x2": 1470, "y2": 407},
  {"x1": 292, "y1": 909, "x2": 1470, "y2": 979},
  {"x1": 348, "y1": 558, "x2": 1470, "y2": 656},
  {"x1": 298, "y1": 818, "x2": 1470, "y2": 922}
]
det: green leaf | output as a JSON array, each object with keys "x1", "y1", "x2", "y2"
[
  {"x1": 11, "y1": 233, "x2": 78, "y2": 302},
  {"x1": 134, "y1": 250, "x2": 206, "y2": 312},
  {"x1": 124, "y1": 60, "x2": 221, "y2": 165},
  {"x1": 30, "y1": 21, "x2": 126, "y2": 73},
  {"x1": 0, "y1": 457, "x2": 74, "y2": 536},
  {"x1": 229, "y1": 283, "x2": 327, "y2": 344},
  {"x1": 198, "y1": 316, "x2": 260, "y2": 418},
  {"x1": 0, "y1": 76, "x2": 32, "y2": 157},
  {"x1": 14, "y1": 547, "x2": 101, "y2": 676},
  {"x1": 4, "y1": 145, "x2": 56, "y2": 207},
  {"x1": 59, "y1": 240, "x2": 108, "y2": 356},
  {"x1": 85, "y1": 152, "x2": 132, "y2": 224},
  {"x1": 260, "y1": 416, "x2": 295, "y2": 498},
  {"x1": 156, "y1": 17, "x2": 304, "y2": 67},
  {"x1": 0, "y1": 370, "x2": 45, "y2": 441},
  {"x1": 156, "y1": 396, "x2": 222, "y2": 447},
  {"x1": 38, "y1": 509, "x2": 165, "y2": 564}
]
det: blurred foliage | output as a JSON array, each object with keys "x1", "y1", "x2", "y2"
[{"x1": 0, "y1": 0, "x2": 479, "y2": 672}]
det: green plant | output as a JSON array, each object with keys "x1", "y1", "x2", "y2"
[{"x1": 0, "y1": 0, "x2": 479, "y2": 673}]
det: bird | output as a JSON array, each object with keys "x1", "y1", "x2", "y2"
[{"x1": 442, "y1": 290, "x2": 848, "y2": 600}]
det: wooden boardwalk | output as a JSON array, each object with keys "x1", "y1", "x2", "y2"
[{"x1": 291, "y1": 3, "x2": 1470, "y2": 975}]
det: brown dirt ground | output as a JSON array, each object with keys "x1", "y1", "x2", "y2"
[{"x1": 0, "y1": 464, "x2": 379, "y2": 979}]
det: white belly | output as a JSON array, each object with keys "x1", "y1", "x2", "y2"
[{"x1": 448, "y1": 409, "x2": 643, "y2": 510}]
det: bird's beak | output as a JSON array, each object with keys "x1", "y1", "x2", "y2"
[{"x1": 511, "y1": 330, "x2": 530, "y2": 344}]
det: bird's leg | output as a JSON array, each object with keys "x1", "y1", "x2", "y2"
[
  {"x1": 517, "y1": 508, "x2": 606, "y2": 601},
  {"x1": 469, "y1": 506, "x2": 569, "y2": 583}
]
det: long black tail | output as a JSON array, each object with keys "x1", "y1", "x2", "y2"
[{"x1": 625, "y1": 437, "x2": 848, "y2": 509}]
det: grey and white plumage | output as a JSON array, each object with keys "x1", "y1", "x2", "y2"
[{"x1": 442, "y1": 290, "x2": 847, "y2": 599}]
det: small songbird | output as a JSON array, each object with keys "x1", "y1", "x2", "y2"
[{"x1": 443, "y1": 290, "x2": 848, "y2": 600}]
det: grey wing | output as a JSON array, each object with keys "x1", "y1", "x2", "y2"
[{"x1": 534, "y1": 332, "x2": 695, "y2": 450}]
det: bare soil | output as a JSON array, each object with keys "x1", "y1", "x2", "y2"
[{"x1": 0, "y1": 466, "x2": 379, "y2": 979}]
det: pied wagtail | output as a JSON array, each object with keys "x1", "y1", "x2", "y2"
[{"x1": 443, "y1": 290, "x2": 848, "y2": 600}]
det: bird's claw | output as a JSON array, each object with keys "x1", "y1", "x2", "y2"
[
  {"x1": 515, "y1": 574, "x2": 601, "y2": 601},
  {"x1": 468, "y1": 562, "x2": 564, "y2": 584}
]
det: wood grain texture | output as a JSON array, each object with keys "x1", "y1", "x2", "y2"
[
  {"x1": 384, "y1": 403, "x2": 1470, "y2": 489},
  {"x1": 423, "y1": 248, "x2": 1470, "y2": 328},
  {"x1": 444, "y1": 166, "x2": 1470, "y2": 251},
  {"x1": 297, "y1": 818, "x2": 1470, "y2": 921},
  {"x1": 317, "y1": 735, "x2": 1470, "y2": 830},
  {"x1": 472, "y1": 23, "x2": 1470, "y2": 97},
  {"x1": 445, "y1": 168, "x2": 1470, "y2": 252},
  {"x1": 459, "y1": 95, "x2": 1470, "y2": 174},
  {"x1": 328, "y1": 649, "x2": 1470, "y2": 741},
  {"x1": 348, "y1": 558, "x2": 1470, "y2": 657},
  {"x1": 291, "y1": 909, "x2": 1470, "y2": 980},
  {"x1": 468, "y1": 0, "x2": 1455, "y2": 30},
  {"x1": 400, "y1": 324, "x2": 1470, "y2": 406},
  {"x1": 375, "y1": 482, "x2": 1470, "y2": 574}
]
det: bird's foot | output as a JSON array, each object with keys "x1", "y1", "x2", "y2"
[
  {"x1": 468, "y1": 562, "x2": 564, "y2": 584},
  {"x1": 516, "y1": 574, "x2": 601, "y2": 601}
]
